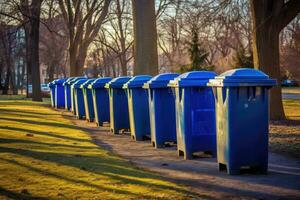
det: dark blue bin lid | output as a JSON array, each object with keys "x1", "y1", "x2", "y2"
[
  {"x1": 55, "y1": 78, "x2": 68, "y2": 86},
  {"x1": 63, "y1": 77, "x2": 74, "y2": 86},
  {"x1": 73, "y1": 79, "x2": 89, "y2": 88},
  {"x1": 143, "y1": 73, "x2": 179, "y2": 88},
  {"x1": 48, "y1": 80, "x2": 55, "y2": 88},
  {"x1": 66, "y1": 77, "x2": 87, "y2": 85},
  {"x1": 207, "y1": 68, "x2": 277, "y2": 87},
  {"x1": 169, "y1": 71, "x2": 216, "y2": 87},
  {"x1": 123, "y1": 75, "x2": 152, "y2": 89},
  {"x1": 88, "y1": 77, "x2": 113, "y2": 89},
  {"x1": 105, "y1": 76, "x2": 132, "y2": 89},
  {"x1": 80, "y1": 79, "x2": 96, "y2": 88}
]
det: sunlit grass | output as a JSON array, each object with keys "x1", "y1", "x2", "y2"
[
  {"x1": 269, "y1": 100, "x2": 300, "y2": 158},
  {"x1": 282, "y1": 87, "x2": 300, "y2": 94},
  {"x1": 0, "y1": 97, "x2": 195, "y2": 199}
]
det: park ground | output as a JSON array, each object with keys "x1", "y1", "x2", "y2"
[{"x1": 0, "y1": 92, "x2": 299, "y2": 199}]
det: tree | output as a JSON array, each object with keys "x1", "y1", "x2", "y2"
[
  {"x1": 187, "y1": 27, "x2": 209, "y2": 71},
  {"x1": 232, "y1": 48, "x2": 253, "y2": 69},
  {"x1": 21, "y1": 0, "x2": 43, "y2": 101},
  {"x1": 131, "y1": 0, "x2": 158, "y2": 76},
  {"x1": 250, "y1": 0, "x2": 300, "y2": 120},
  {"x1": 58, "y1": 0, "x2": 111, "y2": 76},
  {"x1": 98, "y1": 0, "x2": 133, "y2": 76}
]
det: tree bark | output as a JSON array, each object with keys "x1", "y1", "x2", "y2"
[
  {"x1": 250, "y1": 0, "x2": 300, "y2": 120},
  {"x1": 29, "y1": 0, "x2": 42, "y2": 101},
  {"x1": 132, "y1": 0, "x2": 158, "y2": 76},
  {"x1": 21, "y1": 0, "x2": 43, "y2": 101}
]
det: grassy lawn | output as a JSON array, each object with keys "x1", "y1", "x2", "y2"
[
  {"x1": 269, "y1": 99, "x2": 300, "y2": 158},
  {"x1": 0, "y1": 96, "x2": 195, "y2": 200},
  {"x1": 282, "y1": 87, "x2": 300, "y2": 94}
]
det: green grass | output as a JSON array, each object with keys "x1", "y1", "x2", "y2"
[
  {"x1": 269, "y1": 99, "x2": 300, "y2": 158},
  {"x1": 282, "y1": 87, "x2": 300, "y2": 94},
  {"x1": 0, "y1": 97, "x2": 196, "y2": 200}
]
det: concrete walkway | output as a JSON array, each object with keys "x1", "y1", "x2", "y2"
[{"x1": 64, "y1": 111, "x2": 300, "y2": 200}]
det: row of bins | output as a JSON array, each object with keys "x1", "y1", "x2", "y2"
[{"x1": 48, "y1": 68, "x2": 276, "y2": 175}]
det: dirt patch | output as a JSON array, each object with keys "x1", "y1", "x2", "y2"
[
  {"x1": 270, "y1": 120, "x2": 300, "y2": 158},
  {"x1": 63, "y1": 111, "x2": 300, "y2": 200}
]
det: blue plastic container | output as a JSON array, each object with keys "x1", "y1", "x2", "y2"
[
  {"x1": 73, "y1": 79, "x2": 89, "y2": 119},
  {"x1": 143, "y1": 73, "x2": 179, "y2": 148},
  {"x1": 123, "y1": 75, "x2": 152, "y2": 141},
  {"x1": 207, "y1": 68, "x2": 276, "y2": 175},
  {"x1": 105, "y1": 76, "x2": 131, "y2": 134},
  {"x1": 63, "y1": 77, "x2": 75, "y2": 110},
  {"x1": 48, "y1": 81, "x2": 56, "y2": 107},
  {"x1": 81, "y1": 79, "x2": 96, "y2": 122},
  {"x1": 70, "y1": 77, "x2": 87, "y2": 114},
  {"x1": 88, "y1": 77, "x2": 112, "y2": 126},
  {"x1": 55, "y1": 78, "x2": 67, "y2": 108},
  {"x1": 169, "y1": 71, "x2": 217, "y2": 159}
]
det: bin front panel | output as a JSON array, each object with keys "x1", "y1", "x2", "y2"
[
  {"x1": 83, "y1": 88, "x2": 95, "y2": 121},
  {"x1": 75, "y1": 88, "x2": 85, "y2": 119},
  {"x1": 176, "y1": 86, "x2": 216, "y2": 158},
  {"x1": 128, "y1": 88, "x2": 150, "y2": 140},
  {"x1": 55, "y1": 84, "x2": 65, "y2": 108},
  {"x1": 93, "y1": 88, "x2": 110, "y2": 126},
  {"x1": 109, "y1": 88, "x2": 130, "y2": 133},
  {"x1": 150, "y1": 88, "x2": 177, "y2": 147},
  {"x1": 216, "y1": 86, "x2": 269, "y2": 172}
]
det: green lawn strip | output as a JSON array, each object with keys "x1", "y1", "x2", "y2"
[
  {"x1": 269, "y1": 100, "x2": 300, "y2": 158},
  {"x1": 282, "y1": 87, "x2": 300, "y2": 94},
  {"x1": 0, "y1": 99, "x2": 196, "y2": 200}
]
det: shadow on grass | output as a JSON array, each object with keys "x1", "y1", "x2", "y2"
[
  {"x1": 0, "y1": 108, "x2": 59, "y2": 117},
  {"x1": 0, "y1": 147, "x2": 199, "y2": 199},
  {"x1": 0, "y1": 187, "x2": 48, "y2": 200},
  {"x1": 0, "y1": 126, "x2": 89, "y2": 143},
  {"x1": 0, "y1": 117, "x2": 79, "y2": 131},
  {"x1": 0, "y1": 138, "x2": 97, "y2": 150}
]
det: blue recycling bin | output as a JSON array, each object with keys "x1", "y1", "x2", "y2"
[
  {"x1": 63, "y1": 77, "x2": 73, "y2": 110},
  {"x1": 169, "y1": 71, "x2": 217, "y2": 160},
  {"x1": 73, "y1": 79, "x2": 89, "y2": 119},
  {"x1": 123, "y1": 75, "x2": 152, "y2": 141},
  {"x1": 207, "y1": 68, "x2": 276, "y2": 175},
  {"x1": 88, "y1": 77, "x2": 112, "y2": 126},
  {"x1": 48, "y1": 81, "x2": 56, "y2": 107},
  {"x1": 70, "y1": 77, "x2": 87, "y2": 114},
  {"x1": 143, "y1": 73, "x2": 179, "y2": 148},
  {"x1": 81, "y1": 79, "x2": 96, "y2": 122},
  {"x1": 55, "y1": 78, "x2": 67, "y2": 108},
  {"x1": 105, "y1": 76, "x2": 131, "y2": 134}
]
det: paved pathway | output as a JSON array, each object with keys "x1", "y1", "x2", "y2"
[{"x1": 63, "y1": 111, "x2": 300, "y2": 200}]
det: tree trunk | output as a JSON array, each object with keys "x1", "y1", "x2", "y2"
[
  {"x1": 251, "y1": 1, "x2": 285, "y2": 120},
  {"x1": 30, "y1": 2, "x2": 42, "y2": 101},
  {"x1": 132, "y1": 0, "x2": 158, "y2": 76}
]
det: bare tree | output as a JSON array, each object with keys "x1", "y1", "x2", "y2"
[{"x1": 58, "y1": 0, "x2": 111, "y2": 76}]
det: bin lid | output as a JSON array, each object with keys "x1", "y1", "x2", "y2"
[
  {"x1": 80, "y1": 79, "x2": 96, "y2": 89},
  {"x1": 105, "y1": 76, "x2": 132, "y2": 89},
  {"x1": 168, "y1": 71, "x2": 216, "y2": 87},
  {"x1": 123, "y1": 75, "x2": 152, "y2": 89},
  {"x1": 63, "y1": 77, "x2": 74, "y2": 86},
  {"x1": 66, "y1": 77, "x2": 86, "y2": 85},
  {"x1": 55, "y1": 78, "x2": 68, "y2": 86},
  {"x1": 73, "y1": 79, "x2": 89, "y2": 88},
  {"x1": 48, "y1": 80, "x2": 55, "y2": 88},
  {"x1": 88, "y1": 77, "x2": 113, "y2": 89},
  {"x1": 207, "y1": 68, "x2": 277, "y2": 87},
  {"x1": 143, "y1": 73, "x2": 179, "y2": 88}
]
